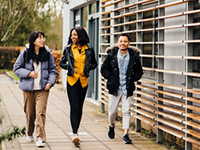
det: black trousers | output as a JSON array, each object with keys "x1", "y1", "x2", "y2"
[{"x1": 67, "y1": 80, "x2": 88, "y2": 134}]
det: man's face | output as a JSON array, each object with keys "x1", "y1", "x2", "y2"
[{"x1": 117, "y1": 36, "x2": 130, "y2": 51}]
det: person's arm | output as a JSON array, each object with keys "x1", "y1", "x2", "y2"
[
  {"x1": 47, "y1": 52, "x2": 57, "y2": 87},
  {"x1": 133, "y1": 56, "x2": 143, "y2": 82},
  {"x1": 13, "y1": 50, "x2": 32, "y2": 79},
  {"x1": 44, "y1": 83, "x2": 52, "y2": 90},
  {"x1": 89, "y1": 47, "x2": 98, "y2": 70},
  {"x1": 100, "y1": 54, "x2": 113, "y2": 80},
  {"x1": 59, "y1": 48, "x2": 69, "y2": 70}
]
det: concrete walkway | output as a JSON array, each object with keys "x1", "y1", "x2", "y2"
[{"x1": 0, "y1": 74, "x2": 167, "y2": 150}]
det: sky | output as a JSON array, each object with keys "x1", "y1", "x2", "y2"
[{"x1": 44, "y1": 0, "x2": 63, "y2": 16}]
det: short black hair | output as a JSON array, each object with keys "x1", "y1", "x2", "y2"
[
  {"x1": 118, "y1": 33, "x2": 130, "y2": 41},
  {"x1": 68, "y1": 26, "x2": 90, "y2": 46}
]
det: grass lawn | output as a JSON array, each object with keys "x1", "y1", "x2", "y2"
[
  {"x1": 7, "y1": 70, "x2": 19, "y2": 81},
  {"x1": 0, "y1": 69, "x2": 19, "y2": 81}
]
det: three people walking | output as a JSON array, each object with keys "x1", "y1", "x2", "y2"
[{"x1": 14, "y1": 29, "x2": 143, "y2": 147}]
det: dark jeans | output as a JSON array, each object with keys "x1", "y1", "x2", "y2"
[{"x1": 67, "y1": 80, "x2": 88, "y2": 134}]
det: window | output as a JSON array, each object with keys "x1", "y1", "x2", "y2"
[
  {"x1": 89, "y1": 3, "x2": 97, "y2": 15},
  {"x1": 103, "y1": 14, "x2": 111, "y2": 44},
  {"x1": 96, "y1": 1, "x2": 99, "y2": 13},
  {"x1": 193, "y1": 1, "x2": 200, "y2": 88},
  {"x1": 82, "y1": 6, "x2": 88, "y2": 28},
  {"x1": 114, "y1": 10, "x2": 124, "y2": 32},
  {"x1": 74, "y1": 9, "x2": 80, "y2": 26},
  {"x1": 142, "y1": 10, "x2": 158, "y2": 68}
]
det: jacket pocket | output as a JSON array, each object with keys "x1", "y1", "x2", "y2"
[{"x1": 106, "y1": 75, "x2": 117, "y2": 91}]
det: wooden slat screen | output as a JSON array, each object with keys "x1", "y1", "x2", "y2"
[{"x1": 100, "y1": 0, "x2": 200, "y2": 148}]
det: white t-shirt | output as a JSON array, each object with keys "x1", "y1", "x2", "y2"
[{"x1": 33, "y1": 61, "x2": 41, "y2": 90}]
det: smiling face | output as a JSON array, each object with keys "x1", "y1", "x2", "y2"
[
  {"x1": 71, "y1": 29, "x2": 79, "y2": 44},
  {"x1": 33, "y1": 34, "x2": 45, "y2": 50},
  {"x1": 117, "y1": 36, "x2": 130, "y2": 51}
]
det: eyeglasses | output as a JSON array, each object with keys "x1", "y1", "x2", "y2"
[{"x1": 38, "y1": 36, "x2": 46, "y2": 41}]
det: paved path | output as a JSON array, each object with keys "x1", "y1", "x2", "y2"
[
  {"x1": 0, "y1": 74, "x2": 167, "y2": 150},
  {"x1": 0, "y1": 73, "x2": 14, "y2": 84}
]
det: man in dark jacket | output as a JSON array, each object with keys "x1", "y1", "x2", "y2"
[{"x1": 100, "y1": 33, "x2": 143, "y2": 144}]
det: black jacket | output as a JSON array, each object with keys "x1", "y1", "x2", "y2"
[
  {"x1": 59, "y1": 44, "x2": 97, "y2": 77},
  {"x1": 100, "y1": 45, "x2": 143, "y2": 97}
]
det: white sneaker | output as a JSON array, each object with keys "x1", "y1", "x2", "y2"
[
  {"x1": 27, "y1": 136, "x2": 34, "y2": 142},
  {"x1": 36, "y1": 139, "x2": 45, "y2": 147}
]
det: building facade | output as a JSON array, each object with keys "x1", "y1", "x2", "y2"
[{"x1": 62, "y1": 0, "x2": 200, "y2": 149}]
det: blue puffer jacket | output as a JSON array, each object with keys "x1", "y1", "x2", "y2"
[{"x1": 14, "y1": 46, "x2": 57, "y2": 91}]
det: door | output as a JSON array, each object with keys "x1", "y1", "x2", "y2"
[{"x1": 87, "y1": 16, "x2": 99, "y2": 100}]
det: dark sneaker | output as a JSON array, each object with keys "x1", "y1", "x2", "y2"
[
  {"x1": 123, "y1": 134, "x2": 132, "y2": 144},
  {"x1": 108, "y1": 126, "x2": 115, "y2": 139}
]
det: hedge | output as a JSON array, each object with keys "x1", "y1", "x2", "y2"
[
  {"x1": 51, "y1": 50, "x2": 62, "y2": 83},
  {"x1": 0, "y1": 47, "x2": 23, "y2": 70}
]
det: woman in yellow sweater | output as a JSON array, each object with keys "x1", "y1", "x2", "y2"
[{"x1": 59, "y1": 26, "x2": 97, "y2": 146}]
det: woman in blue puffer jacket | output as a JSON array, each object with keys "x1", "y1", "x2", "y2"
[{"x1": 14, "y1": 31, "x2": 57, "y2": 147}]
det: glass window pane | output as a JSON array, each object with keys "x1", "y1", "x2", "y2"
[
  {"x1": 82, "y1": 6, "x2": 88, "y2": 28},
  {"x1": 142, "y1": 10, "x2": 157, "y2": 70},
  {"x1": 91, "y1": 3, "x2": 96, "y2": 14},
  {"x1": 193, "y1": 2, "x2": 200, "y2": 88},
  {"x1": 96, "y1": 1, "x2": 99, "y2": 12},
  {"x1": 74, "y1": 9, "x2": 80, "y2": 26}
]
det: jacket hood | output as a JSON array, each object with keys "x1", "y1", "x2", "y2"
[{"x1": 105, "y1": 44, "x2": 141, "y2": 55}]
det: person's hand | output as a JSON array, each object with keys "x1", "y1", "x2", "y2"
[
  {"x1": 29, "y1": 71, "x2": 38, "y2": 79},
  {"x1": 44, "y1": 83, "x2": 51, "y2": 91}
]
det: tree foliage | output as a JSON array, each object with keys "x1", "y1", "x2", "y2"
[
  {"x1": 0, "y1": 0, "x2": 49, "y2": 46},
  {"x1": 0, "y1": 0, "x2": 63, "y2": 50}
]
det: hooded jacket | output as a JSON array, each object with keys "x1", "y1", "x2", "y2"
[
  {"x1": 100, "y1": 45, "x2": 143, "y2": 97},
  {"x1": 59, "y1": 43, "x2": 97, "y2": 77},
  {"x1": 14, "y1": 45, "x2": 57, "y2": 91}
]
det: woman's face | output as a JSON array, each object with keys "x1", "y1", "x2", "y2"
[
  {"x1": 71, "y1": 29, "x2": 79, "y2": 44},
  {"x1": 34, "y1": 34, "x2": 45, "y2": 48}
]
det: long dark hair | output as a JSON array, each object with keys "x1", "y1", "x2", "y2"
[
  {"x1": 68, "y1": 26, "x2": 90, "y2": 46},
  {"x1": 25, "y1": 31, "x2": 48, "y2": 64}
]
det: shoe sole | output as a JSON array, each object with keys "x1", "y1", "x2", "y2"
[
  {"x1": 123, "y1": 140, "x2": 132, "y2": 144},
  {"x1": 108, "y1": 136, "x2": 114, "y2": 139},
  {"x1": 36, "y1": 143, "x2": 45, "y2": 147},
  {"x1": 27, "y1": 140, "x2": 34, "y2": 142}
]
